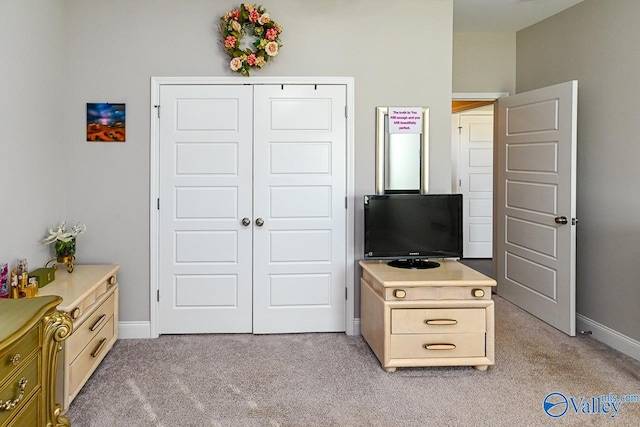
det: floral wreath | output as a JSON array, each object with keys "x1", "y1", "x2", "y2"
[{"x1": 220, "y1": 4, "x2": 283, "y2": 76}]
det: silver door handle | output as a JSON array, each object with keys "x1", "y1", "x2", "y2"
[
  {"x1": 255, "y1": 218, "x2": 264, "y2": 227},
  {"x1": 241, "y1": 218, "x2": 251, "y2": 226},
  {"x1": 555, "y1": 216, "x2": 568, "y2": 225}
]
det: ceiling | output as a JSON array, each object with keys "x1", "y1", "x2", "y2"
[{"x1": 453, "y1": 0, "x2": 584, "y2": 32}]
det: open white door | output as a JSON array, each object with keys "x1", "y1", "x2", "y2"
[{"x1": 496, "y1": 81, "x2": 577, "y2": 336}]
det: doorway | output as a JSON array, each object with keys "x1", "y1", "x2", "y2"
[{"x1": 451, "y1": 93, "x2": 506, "y2": 276}]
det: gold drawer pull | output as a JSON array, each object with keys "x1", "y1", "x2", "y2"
[
  {"x1": 70, "y1": 307, "x2": 81, "y2": 319},
  {"x1": 424, "y1": 319, "x2": 458, "y2": 326},
  {"x1": 91, "y1": 338, "x2": 108, "y2": 358},
  {"x1": 90, "y1": 314, "x2": 107, "y2": 332},
  {"x1": 393, "y1": 289, "x2": 406, "y2": 299},
  {"x1": 10, "y1": 353, "x2": 21, "y2": 366},
  {"x1": 0, "y1": 377, "x2": 27, "y2": 412},
  {"x1": 108, "y1": 275, "x2": 117, "y2": 285},
  {"x1": 424, "y1": 344, "x2": 457, "y2": 351}
]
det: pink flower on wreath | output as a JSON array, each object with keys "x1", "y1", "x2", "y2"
[
  {"x1": 224, "y1": 35, "x2": 237, "y2": 49},
  {"x1": 246, "y1": 54, "x2": 257, "y2": 66},
  {"x1": 249, "y1": 10, "x2": 260, "y2": 23},
  {"x1": 226, "y1": 9, "x2": 239, "y2": 21},
  {"x1": 265, "y1": 28, "x2": 278, "y2": 41}
]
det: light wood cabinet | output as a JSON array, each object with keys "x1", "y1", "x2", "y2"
[
  {"x1": 38, "y1": 265, "x2": 119, "y2": 412},
  {"x1": 360, "y1": 259, "x2": 496, "y2": 372},
  {"x1": 0, "y1": 296, "x2": 73, "y2": 427}
]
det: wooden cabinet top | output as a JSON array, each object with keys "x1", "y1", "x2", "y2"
[
  {"x1": 0, "y1": 295, "x2": 61, "y2": 349},
  {"x1": 38, "y1": 264, "x2": 119, "y2": 312},
  {"x1": 359, "y1": 259, "x2": 496, "y2": 287}
]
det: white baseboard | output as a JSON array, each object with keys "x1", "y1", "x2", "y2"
[
  {"x1": 352, "y1": 318, "x2": 361, "y2": 336},
  {"x1": 118, "y1": 321, "x2": 152, "y2": 339},
  {"x1": 119, "y1": 320, "x2": 360, "y2": 339},
  {"x1": 576, "y1": 313, "x2": 640, "y2": 362}
]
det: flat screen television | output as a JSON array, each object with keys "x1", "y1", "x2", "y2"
[{"x1": 364, "y1": 194, "x2": 463, "y2": 269}]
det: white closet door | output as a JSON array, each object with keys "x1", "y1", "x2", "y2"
[
  {"x1": 252, "y1": 85, "x2": 347, "y2": 333},
  {"x1": 158, "y1": 85, "x2": 253, "y2": 334}
]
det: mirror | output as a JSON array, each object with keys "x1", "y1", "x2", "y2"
[{"x1": 375, "y1": 107, "x2": 429, "y2": 194}]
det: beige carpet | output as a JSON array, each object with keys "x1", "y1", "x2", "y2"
[{"x1": 66, "y1": 295, "x2": 640, "y2": 426}]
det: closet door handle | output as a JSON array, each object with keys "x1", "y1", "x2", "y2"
[
  {"x1": 241, "y1": 218, "x2": 251, "y2": 226},
  {"x1": 555, "y1": 216, "x2": 568, "y2": 225},
  {"x1": 255, "y1": 218, "x2": 264, "y2": 227}
]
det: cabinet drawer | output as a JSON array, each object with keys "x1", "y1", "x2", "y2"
[
  {"x1": 384, "y1": 286, "x2": 492, "y2": 301},
  {"x1": 391, "y1": 308, "x2": 485, "y2": 334},
  {"x1": 6, "y1": 391, "x2": 40, "y2": 427},
  {"x1": 67, "y1": 291, "x2": 116, "y2": 362},
  {"x1": 0, "y1": 354, "x2": 40, "y2": 426},
  {"x1": 69, "y1": 315, "x2": 114, "y2": 397},
  {"x1": 0, "y1": 327, "x2": 39, "y2": 381},
  {"x1": 389, "y1": 333, "x2": 485, "y2": 359}
]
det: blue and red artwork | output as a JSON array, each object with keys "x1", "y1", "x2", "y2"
[{"x1": 87, "y1": 103, "x2": 125, "y2": 142}]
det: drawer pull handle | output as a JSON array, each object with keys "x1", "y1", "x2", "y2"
[
  {"x1": 90, "y1": 314, "x2": 107, "y2": 332},
  {"x1": 108, "y1": 275, "x2": 117, "y2": 285},
  {"x1": 424, "y1": 344, "x2": 457, "y2": 351},
  {"x1": 0, "y1": 377, "x2": 27, "y2": 412},
  {"x1": 10, "y1": 353, "x2": 21, "y2": 366},
  {"x1": 70, "y1": 307, "x2": 81, "y2": 319},
  {"x1": 91, "y1": 338, "x2": 108, "y2": 358},
  {"x1": 393, "y1": 289, "x2": 406, "y2": 299},
  {"x1": 425, "y1": 319, "x2": 458, "y2": 326}
]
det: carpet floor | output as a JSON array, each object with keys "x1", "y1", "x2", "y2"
[{"x1": 66, "y1": 295, "x2": 640, "y2": 426}]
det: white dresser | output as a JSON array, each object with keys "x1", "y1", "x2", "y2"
[
  {"x1": 360, "y1": 259, "x2": 496, "y2": 372},
  {"x1": 38, "y1": 264, "x2": 119, "y2": 412}
]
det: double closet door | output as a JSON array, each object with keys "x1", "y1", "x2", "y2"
[{"x1": 158, "y1": 84, "x2": 347, "y2": 334}]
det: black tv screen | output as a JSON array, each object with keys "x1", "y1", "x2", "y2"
[{"x1": 364, "y1": 194, "x2": 463, "y2": 266}]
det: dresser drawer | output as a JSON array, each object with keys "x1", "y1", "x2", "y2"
[
  {"x1": 67, "y1": 291, "x2": 116, "y2": 363},
  {"x1": 0, "y1": 354, "x2": 40, "y2": 426},
  {"x1": 6, "y1": 391, "x2": 40, "y2": 427},
  {"x1": 0, "y1": 327, "x2": 39, "y2": 381},
  {"x1": 69, "y1": 315, "x2": 115, "y2": 396},
  {"x1": 384, "y1": 286, "x2": 492, "y2": 301},
  {"x1": 389, "y1": 333, "x2": 486, "y2": 359},
  {"x1": 391, "y1": 308, "x2": 486, "y2": 334}
]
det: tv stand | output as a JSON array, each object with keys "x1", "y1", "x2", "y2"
[
  {"x1": 360, "y1": 259, "x2": 496, "y2": 372},
  {"x1": 388, "y1": 259, "x2": 440, "y2": 269}
]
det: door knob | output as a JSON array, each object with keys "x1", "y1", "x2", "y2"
[
  {"x1": 255, "y1": 218, "x2": 264, "y2": 227},
  {"x1": 241, "y1": 217, "x2": 251, "y2": 226},
  {"x1": 554, "y1": 216, "x2": 568, "y2": 225}
]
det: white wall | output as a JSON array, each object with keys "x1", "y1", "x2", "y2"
[
  {"x1": 60, "y1": 0, "x2": 454, "y2": 323},
  {"x1": 453, "y1": 32, "x2": 516, "y2": 95},
  {"x1": 517, "y1": 0, "x2": 640, "y2": 343},
  {"x1": 0, "y1": 0, "x2": 66, "y2": 268}
]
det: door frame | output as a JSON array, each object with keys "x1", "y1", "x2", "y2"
[
  {"x1": 452, "y1": 93, "x2": 508, "y2": 272},
  {"x1": 149, "y1": 76, "x2": 356, "y2": 338}
]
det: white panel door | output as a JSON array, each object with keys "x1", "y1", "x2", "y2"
[
  {"x1": 158, "y1": 85, "x2": 253, "y2": 333},
  {"x1": 496, "y1": 81, "x2": 577, "y2": 336},
  {"x1": 459, "y1": 114, "x2": 493, "y2": 258},
  {"x1": 252, "y1": 85, "x2": 347, "y2": 333}
]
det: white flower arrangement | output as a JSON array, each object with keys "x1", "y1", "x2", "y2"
[
  {"x1": 42, "y1": 222, "x2": 86, "y2": 259},
  {"x1": 42, "y1": 222, "x2": 86, "y2": 244}
]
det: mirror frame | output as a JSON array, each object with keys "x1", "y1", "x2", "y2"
[{"x1": 375, "y1": 106, "x2": 429, "y2": 195}]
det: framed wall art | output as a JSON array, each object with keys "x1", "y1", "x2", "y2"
[{"x1": 86, "y1": 103, "x2": 126, "y2": 142}]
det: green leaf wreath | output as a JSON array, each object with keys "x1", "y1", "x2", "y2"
[{"x1": 220, "y1": 4, "x2": 283, "y2": 76}]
